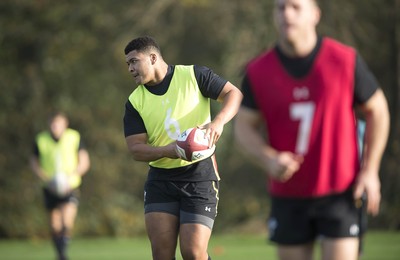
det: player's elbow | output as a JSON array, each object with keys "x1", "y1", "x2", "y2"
[
  {"x1": 127, "y1": 145, "x2": 147, "y2": 162},
  {"x1": 128, "y1": 148, "x2": 142, "y2": 161},
  {"x1": 233, "y1": 119, "x2": 248, "y2": 149}
]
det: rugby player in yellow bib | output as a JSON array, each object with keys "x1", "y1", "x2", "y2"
[{"x1": 123, "y1": 36, "x2": 242, "y2": 260}]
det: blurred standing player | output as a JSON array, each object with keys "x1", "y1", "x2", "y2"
[
  {"x1": 234, "y1": 0, "x2": 390, "y2": 260},
  {"x1": 30, "y1": 112, "x2": 90, "y2": 260},
  {"x1": 123, "y1": 36, "x2": 242, "y2": 260}
]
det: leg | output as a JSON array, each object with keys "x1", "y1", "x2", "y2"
[
  {"x1": 43, "y1": 188, "x2": 67, "y2": 260},
  {"x1": 60, "y1": 201, "x2": 78, "y2": 237},
  {"x1": 317, "y1": 191, "x2": 361, "y2": 260},
  {"x1": 146, "y1": 212, "x2": 179, "y2": 260},
  {"x1": 49, "y1": 208, "x2": 64, "y2": 235},
  {"x1": 321, "y1": 237, "x2": 359, "y2": 260},
  {"x1": 179, "y1": 223, "x2": 212, "y2": 260},
  {"x1": 268, "y1": 196, "x2": 315, "y2": 260},
  {"x1": 48, "y1": 208, "x2": 66, "y2": 260},
  {"x1": 50, "y1": 201, "x2": 78, "y2": 260},
  {"x1": 177, "y1": 181, "x2": 218, "y2": 260},
  {"x1": 277, "y1": 243, "x2": 314, "y2": 260}
]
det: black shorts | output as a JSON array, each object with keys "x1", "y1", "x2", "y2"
[
  {"x1": 42, "y1": 188, "x2": 80, "y2": 210},
  {"x1": 144, "y1": 180, "x2": 219, "y2": 230},
  {"x1": 268, "y1": 189, "x2": 364, "y2": 245}
]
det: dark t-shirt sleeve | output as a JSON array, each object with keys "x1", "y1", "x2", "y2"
[
  {"x1": 194, "y1": 65, "x2": 227, "y2": 100},
  {"x1": 240, "y1": 74, "x2": 258, "y2": 109},
  {"x1": 33, "y1": 142, "x2": 39, "y2": 157},
  {"x1": 354, "y1": 53, "x2": 379, "y2": 104},
  {"x1": 123, "y1": 101, "x2": 146, "y2": 137}
]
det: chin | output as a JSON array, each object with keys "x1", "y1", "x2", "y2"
[
  {"x1": 134, "y1": 79, "x2": 144, "y2": 85},
  {"x1": 281, "y1": 34, "x2": 297, "y2": 46},
  {"x1": 280, "y1": 28, "x2": 296, "y2": 41}
]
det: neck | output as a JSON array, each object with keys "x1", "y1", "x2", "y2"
[
  {"x1": 278, "y1": 33, "x2": 318, "y2": 58},
  {"x1": 148, "y1": 61, "x2": 169, "y2": 86}
]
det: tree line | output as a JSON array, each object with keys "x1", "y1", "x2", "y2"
[{"x1": 0, "y1": 0, "x2": 398, "y2": 238}]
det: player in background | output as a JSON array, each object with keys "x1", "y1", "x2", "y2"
[
  {"x1": 30, "y1": 112, "x2": 90, "y2": 260},
  {"x1": 123, "y1": 36, "x2": 242, "y2": 260},
  {"x1": 234, "y1": 0, "x2": 390, "y2": 260}
]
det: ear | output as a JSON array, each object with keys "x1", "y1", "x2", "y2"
[
  {"x1": 313, "y1": 6, "x2": 321, "y2": 26},
  {"x1": 150, "y1": 53, "x2": 157, "y2": 65}
]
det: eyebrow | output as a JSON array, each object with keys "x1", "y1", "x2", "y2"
[{"x1": 126, "y1": 58, "x2": 137, "y2": 64}]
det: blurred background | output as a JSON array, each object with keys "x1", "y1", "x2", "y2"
[{"x1": 0, "y1": 0, "x2": 399, "y2": 239}]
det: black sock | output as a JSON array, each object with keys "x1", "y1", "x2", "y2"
[
  {"x1": 61, "y1": 235, "x2": 70, "y2": 259},
  {"x1": 52, "y1": 234, "x2": 63, "y2": 259},
  {"x1": 52, "y1": 233, "x2": 69, "y2": 260}
]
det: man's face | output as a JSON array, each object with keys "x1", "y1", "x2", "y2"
[
  {"x1": 274, "y1": 0, "x2": 320, "y2": 44},
  {"x1": 49, "y1": 115, "x2": 68, "y2": 139},
  {"x1": 125, "y1": 50, "x2": 155, "y2": 85}
]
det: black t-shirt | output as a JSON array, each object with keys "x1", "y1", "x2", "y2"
[
  {"x1": 123, "y1": 64, "x2": 227, "y2": 182},
  {"x1": 241, "y1": 37, "x2": 379, "y2": 109}
]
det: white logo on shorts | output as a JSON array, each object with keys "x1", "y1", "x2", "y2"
[
  {"x1": 205, "y1": 206, "x2": 211, "y2": 212},
  {"x1": 349, "y1": 224, "x2": 359, "y2": 236},
  {"x1": 268, "y1": 218, "x2": 278, "y2": 238}
]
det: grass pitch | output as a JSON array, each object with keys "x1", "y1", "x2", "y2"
[{"x1": 0, "y1": 231, "x2": 399, "y2": 259}]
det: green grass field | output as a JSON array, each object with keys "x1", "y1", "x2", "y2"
[{"x1": 0, "y1": 231, "x2": 399, "y2": 259}]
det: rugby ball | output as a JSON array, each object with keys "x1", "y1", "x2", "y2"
[
  {"x1": 176, "y1": 127, "x2": 216, "y2": 162},
  {"x1": 48, "y1": 173, "x2": 71, "y2": 197}
]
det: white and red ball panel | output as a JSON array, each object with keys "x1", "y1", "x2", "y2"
[
  {"x1": 48, "y1": 173, "x2": 71, "y2": 197},
  {"x1": 176, "y1": 127, "x2": 215, "y2": 162}
]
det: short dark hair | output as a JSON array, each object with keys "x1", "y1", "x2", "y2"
[
  {"x1": 48, "y1": 111, "x2": 68, "y2": 123},
  {"x1": 124, "y1": 36, "x2": 161, "y2": 55}
]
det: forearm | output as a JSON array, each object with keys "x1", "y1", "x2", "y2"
[
  {"x1": 214, "y1": 87, "x2": 243, "y2": 126},
  {"x1": 128, "y1": 142, "x2": 177, "y2": 162},
  {"x1": 235, "y1": 120, "x2": 276, "y2": 172},
  {"x1": 75, "y1": 149, "x2": 90, "y2": 176},
  {"x1": 362, "y1": 91, "x2": 390, "y2": 172},
  {"x1": 361, "y1": 104, "x2": 390, "y2": 173},
  {"x1": 29, "y1": 157, "x2": 49, "y2": 182}
]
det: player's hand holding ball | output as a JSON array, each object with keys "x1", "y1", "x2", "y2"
[
  {"x1": 176, "y1": 127, "x2": 216, "y2": 162},
  {"x1": 47, "y1": 172, "x2": 72, "y2": 197}
]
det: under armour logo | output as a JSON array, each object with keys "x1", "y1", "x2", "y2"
[
  {"x1": 205, "y1": 206, "x2": 211, "y2": 212},
  {"x1": 162, "y1": 98, "x2": 170, "y2": 106}
]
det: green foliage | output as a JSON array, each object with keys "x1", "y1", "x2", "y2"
[{"x1": 0, "y1": 0, "x2": 399, "y2": 238}]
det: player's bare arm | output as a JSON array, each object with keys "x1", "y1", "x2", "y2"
[
  {"x1": 235, "y1": 106, "x2": 303, "y2": 182},
  {"x1": 235, "y1": 106, "x2": 268, "y2": 164},
  {"x1": 125, "y1": 133, "x2": 179, "y2": 162},
  {"x1": 200, "y1": 81, "x2": 243, "y2": 147},
  {"x1": 354, "y1": 88, "x2": 390, "y2": 216},
  {"x1": 74, "y1": 149, "x2": 90, "y2": 177},
  {"x1": 29, "y1": 156, "x2": 50, "y2": 182}
]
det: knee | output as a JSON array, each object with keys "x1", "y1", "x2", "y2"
[
  {"x1": 180, "y1": 246, "x2": 208, "y2": 260},
  {"x1": 49, "y1": 223, "x2": 63, "y2": 235},
  {"x1": 150, "y1": 243, "x2": 176, "y2": 260}
]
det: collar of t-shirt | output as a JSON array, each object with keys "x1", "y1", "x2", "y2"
[
  {"x1": 144, "y1": 65, "x2": 175, "y2": 95},
  {"x1": 275, "y1": 36, "x2": 322, "y2": 78}
]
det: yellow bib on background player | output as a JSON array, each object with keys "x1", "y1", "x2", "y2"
[{"x1": 36, "y1": 128, "x2": 81, "y2": 189}]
